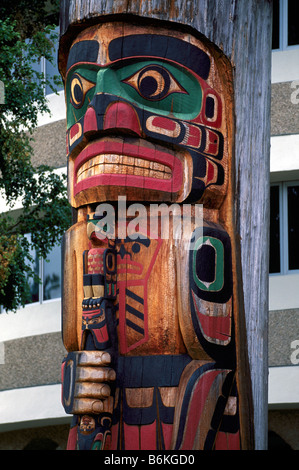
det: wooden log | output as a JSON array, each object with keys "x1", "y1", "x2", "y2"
[{"x1": 59, "y1": 0, "x2": 272, "y2": 450}]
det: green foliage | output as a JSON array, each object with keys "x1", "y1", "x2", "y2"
[
  {"x1": 0, "y1": 1, "x2": 71, "y2": 312},
  {"x1": 0, "y1": 0, "x2": 60, "y2": 39}
]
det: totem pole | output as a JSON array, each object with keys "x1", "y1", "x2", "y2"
[{"x1": 59, "y1": 0, "x2": 258, "y2": 450}]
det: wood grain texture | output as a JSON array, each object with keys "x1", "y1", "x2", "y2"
[
  {"x1": 59, "y1": 0, "x2": 272, "y2": 450},
  {"x1": 62, "y1": 211, "x2": 89, "y2": 351}
]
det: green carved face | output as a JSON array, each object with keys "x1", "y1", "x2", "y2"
[
  {"x1": 63, "y1": 23, "x2": 228, "y2": 206},
  {"x1": 66, "y1": 60, "x2": 203, "y2": 130}
]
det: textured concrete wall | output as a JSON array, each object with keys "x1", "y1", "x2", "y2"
[
  {"x1": 31, "y1": 120, "x2": 66, "y2": 169},
  {"x1": 0, "y1": 333, "x2": 66, "y2": 391},
  {"x1": 269, "y1": 309, "x2": 299, "y2": 367},
  {"x1": 271, "y1": 81, "x2": 299, "y2": 136}
]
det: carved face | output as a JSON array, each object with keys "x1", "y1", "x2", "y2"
[{"x1": 63, "y1": 22, "x2": 230, "y2": 207}]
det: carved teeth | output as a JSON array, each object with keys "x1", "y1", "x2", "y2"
[{"x1": 77, "y1": 154, "x2": 172, "y2": 182}]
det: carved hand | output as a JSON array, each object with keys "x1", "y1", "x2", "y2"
[{"x1": 62, "y1": 350, "x2": 116, "y2": 415}]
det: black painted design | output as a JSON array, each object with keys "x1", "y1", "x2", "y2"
[
  {"x1": 189, "y1": 225, "x2": 235, "y2": 364},
  {"x1": 67, "y1": 40, "x2": 99, "y2": 72},
  {"x1": 109, "y1": 35, "x2": 211, "y2": 80}
]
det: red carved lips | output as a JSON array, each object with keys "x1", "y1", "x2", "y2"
[
  {"x1": 73, "y1": 138, "x2": 184, "y2": 196},
  {"x1": 116, "y1": 254, "x2": 143, "y2": 275}
]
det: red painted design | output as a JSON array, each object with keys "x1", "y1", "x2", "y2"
[
  {"x1": 110, "y1": 406, "x2": 173, "y2": 450},
  {"x1": 83, "y1": 106, "x2": 98, "y2": 134},
  {"x1": 69, "y1": 122, "x2": 82, "y2": 146},
  {"x1": 74, "y1": 140, "x2": 183, "y2": 195},
  {"x1": 110, "y1": 423, "x2": 119, "y2": 449},
  {"x1": 66, "y1": 133, "x2": 69, "y2": 156},
  {"x1": 152, "y1": 116, "x2": 177, "y2": 132},
  {"x1": 192, "y1": 291, "x2": 231, "y2": 344},
  {"x1": 82, "y1": 310, "x2": 109, "y2": 345},
  {"x1": 124, "y1": 423, "x2": 140, "y2": 450},
  {"x1": 117, "y1": 282, "x2": 146, "y2": 353},
  {"x1": 205, "y1": 129, "x2": 219, "y2": 155},
  {"x1": 184, "y1": 124, "x2": 202, "y2": 148},
  {"x1": 93, "y1": 323, "x2": 109, "y2": 343},
  {"x1": 206, "y1": 161, "x2": 215, "y2": 184},
  {"x1": 192, "y1": 87, "x2": 222, "y2": 129},
  {"x1": 150, "y1": 116, "x2": 180, "y2": 134},
  {"x1": 123, "y1": 422, "x2": 157, "y2": 450},
  {"x1": 179, "y1": 369, "x2": 225, "y2": 449},
  {"x1": 140, "y1": 421, "x2": 158, "y2": 449},
  {"x1": 162, "y1": 423, "x2": 173, "y2": 450},
  {"x1": 103, "y1": 433, "x2": 112, "y2": 450},
  {"x1": 88, "y1": 248, "x2": 104, "y2": 274},
  {"x1": 104, "y1": 102, "x2": 141, "y2": 136},
  {"x1": 117, "y1": 238, "x2": 162, "y2": 354},
  {"x1": 214, "y1": 430, "x2": 240, "y2": 450},
  {"x1": 67, "y1": 425, "x2": 78, "y2": 450}
]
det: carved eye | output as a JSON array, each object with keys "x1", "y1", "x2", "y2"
[
  {"x1": 70, "y1": 73, "x2": 95, "y2": 109},
  {"x1": 122, "y1": 65, "x2": 186, "y2": 101}
]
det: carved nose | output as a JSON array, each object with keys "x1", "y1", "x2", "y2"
[{"x1": 103, "y1": 102, "x2": 141, "y2": 136}]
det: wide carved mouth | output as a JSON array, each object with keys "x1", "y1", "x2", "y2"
[
  {"x1": 71, "y1": 137, "x2": 191, "y2": 202},
  {"x1": 76, "y1": 154, "x2": 172, "y2": 183}
]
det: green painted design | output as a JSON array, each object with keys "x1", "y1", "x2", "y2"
[
  {"x1": 192, "y1": 236, "x2": 224, "y2": 292},
  {"x1": 66, "y1": 60, "x2": 202, "y2": 129},
  {"x1": 91, "y1": 440, "x2": 102, "y2": 450},
  {"x1": 66, "y1": 66, "x2": 97, "y2": 129}
]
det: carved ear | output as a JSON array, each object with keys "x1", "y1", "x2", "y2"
[{"x1": 190, "y1": 226, "x2": 232, "y2": 304}]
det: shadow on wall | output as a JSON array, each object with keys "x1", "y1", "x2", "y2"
[
  {"x1": 268, "y1": 431, "x2": 293, "y2": 450},
  {"x1": 23, "y1": 438, "x2": 60, "y2": 450}
]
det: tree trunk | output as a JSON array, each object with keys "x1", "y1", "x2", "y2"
[{"x1": 59, "y1": 0, "x2": 272, "y2": 450}]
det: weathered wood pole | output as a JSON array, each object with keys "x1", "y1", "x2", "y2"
[{"x1": 59, "y1": 0, "x2": 272, "y2": 450}]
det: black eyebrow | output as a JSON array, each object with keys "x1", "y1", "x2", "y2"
[
  {"x1": 66, "y1": 40, "x2": 99, "y2": 72},
  {"x1": 108, "y1": 35, "x2": 211, "y2": 80}
]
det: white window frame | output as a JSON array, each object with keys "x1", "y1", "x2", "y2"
[
  {"x1": 270, "y1": 181, "x2": 299, "y2": 276},
  {"x1": 273, "y1": 0, "x2": 299, "y2": 51},
  {"x1": 41, "y1": 56, "x2": 47, "y2": 97},
  {"x1": 25, "y1": 238, "x2": 62, "y2": 306}
]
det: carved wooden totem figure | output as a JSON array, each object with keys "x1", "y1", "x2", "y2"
[{"x1": 59, "y1": 4, "x2": 253, "y2": 451}]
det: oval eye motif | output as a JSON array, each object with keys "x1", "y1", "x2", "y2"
[
  {"x1": 70, "y1": 73, "x2": 95, "y2": 109},
  {"x1": 123, "y1": 65, "x2": 187, "y2": 101}
]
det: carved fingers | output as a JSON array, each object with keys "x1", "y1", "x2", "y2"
[
  {"x1": 62, "y1": 350, "x2": 116, "y2": 415},
  {"x1": 74, "y1": 350, "x2": 116, "y2": 414}
]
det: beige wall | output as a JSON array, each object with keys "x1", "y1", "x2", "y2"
[{"x1": 271, "y1": 81, "x2": 299, "y2": 136}]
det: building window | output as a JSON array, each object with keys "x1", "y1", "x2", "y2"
[
  {"x1": 28, "y1": 26, "x2": 63, "y2": 96},
  {"x1": 25, "y1": 234, "x2": 62, "y2": 304},
  {"x1": 25, "y1": 234, "x2": 40, "y2": 304},
  {"x1": 270, "y1": 182, "x2": 299, "y2": 274},
  {"x1": 272, "y1": 0, "x2": 299, "y2": 50},
  {"x1": 272, "y1": 0, "x2": 280, "y2": 49},
  {"x1": 43, "y1": 242, "x2": 62, "y2": 300}
]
